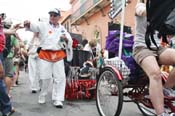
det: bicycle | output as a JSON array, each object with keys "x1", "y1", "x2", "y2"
[{"x1": 96, "y1": 56, "x2": 175, "y2": 116}]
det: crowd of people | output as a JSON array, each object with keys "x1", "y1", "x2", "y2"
[
  {"x1": 0, "y1": 13, "x2": 27, "y2": 116},
  {"x1": 0, "y1": 7, "x2": 103, "y2": 116}
]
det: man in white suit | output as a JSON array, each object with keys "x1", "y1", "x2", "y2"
[{"x1": 24, "y1": 8, "x2": 73, "y2": 108}]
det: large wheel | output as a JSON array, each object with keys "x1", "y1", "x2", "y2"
[
  {"x1": 137, "y1": 101, "x2": 156, "y2": 116},
  {"x1": 137, "y1": 96, "x2": 171, "y2": 116},
  {"x1": 136, "y1": 85, "x2": 156, "y2": 116},
  {"x1": 96, "y1": 67, "x2": 123, "y2": 116}
]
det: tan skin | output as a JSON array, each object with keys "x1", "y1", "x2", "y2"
[
  {"x1": 13, "y1": 41, "x2": 27, "y2": 86},
  {"x1": 4, "y1": 26, "x2": 20, "y2": 95},
  {"x1": 0, "y1": 62, "x2": 4, "y2": 79},
  {"x1": 4, "y1": 23, "x2": 23, "y2": 35}
]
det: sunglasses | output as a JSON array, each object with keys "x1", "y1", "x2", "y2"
[{"x1": 50, "y1": 14, "x2": 59, "y2": 17}]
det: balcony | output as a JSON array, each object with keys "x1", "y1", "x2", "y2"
[{"x1": 71, "y1": 0, "x2": 110, "y2": 25}]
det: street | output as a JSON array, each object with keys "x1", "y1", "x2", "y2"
[{"x1": 7, "y1": 71, "x2": 143, "y2": 116}]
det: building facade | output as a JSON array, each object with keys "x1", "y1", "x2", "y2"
[{"x1": 62, "y1": 0, "x2": 137, "y2": 48}]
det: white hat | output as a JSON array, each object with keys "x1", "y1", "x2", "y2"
[{"x1": 48, "y1": 8, "x2": 61, "y2": 16}]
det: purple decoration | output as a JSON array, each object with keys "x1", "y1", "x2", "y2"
[
  {"x1": 105, "y1": 38, "x2": 134, "y2": 54},
  {"x1": 108, "y1": 30, "x2": 134, "y2": 41},
  {"x1": 108, "y1": 30, "x2": 120, "y2": 36},
  {"x1": 106, "y1": 30, "x2": 134, "y2": 56},
  {"x1": 107, "y1": 29, "x2": 145, "y2": 80}
]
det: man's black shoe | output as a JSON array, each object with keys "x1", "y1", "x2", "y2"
[
  {"x1": 55, "y1": 105, "x2": 63, "y2": 109},
  {"x1": 32, "y1": 90, "x2": 37, "y2": 93}
]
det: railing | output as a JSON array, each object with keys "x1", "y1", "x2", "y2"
[{"x1": 71, "y1": 0, "x2": 103, "y2": 24}]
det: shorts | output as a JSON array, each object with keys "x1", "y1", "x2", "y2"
[
  {"x1": 132, "y1": 46, "x2": 166, "y2": 65},
  {"x1": 3, "y1": 58, "x2": 14, "y2": 78}
]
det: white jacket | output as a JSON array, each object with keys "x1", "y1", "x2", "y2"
[{"x1": 28, "y1": 22, "x2": 73, "y2": 61}]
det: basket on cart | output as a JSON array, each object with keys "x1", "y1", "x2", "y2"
[{"x1": 104, "y1": 57, "x2": 130, "y2": 79}]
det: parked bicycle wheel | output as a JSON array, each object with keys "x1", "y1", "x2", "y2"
[{"x1": 96, "y1": 67, "x2": 123, "y2": 116}]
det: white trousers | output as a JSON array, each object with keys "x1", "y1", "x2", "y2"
[
  {"x1": 28, "y1": 56, "x2": 40, "y2": 91},
  {"x1": 38, "y1": 58, "x2": 66, "y2": 101}
]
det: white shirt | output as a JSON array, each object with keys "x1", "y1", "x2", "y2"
[
  {"x1": 29, "y1": 21, "x2": 72, "y2": 51},
  {"x1": 28, "y1": 21, "x2": 73, "y2": 61},
  {"x1": 83, "y1": 43, "x2": 101, "y2": 57}
]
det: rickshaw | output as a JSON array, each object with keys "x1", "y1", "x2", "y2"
[{"x1": 96, "y1": 0, "x2": 175, "y2": 116}]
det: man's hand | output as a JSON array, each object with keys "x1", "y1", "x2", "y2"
[
  {"x1": 24, "y1": 20, "x2": 30, "y2": 28},
  {"x1": 4, "y1": 28, "x2": 16, "y2": 35},
  {"x1": 13, "y1": 23, "x2": 24, "y2": 29},
  {"x1": 60, "y1": 34, "x2": 68, "y2": 43}
]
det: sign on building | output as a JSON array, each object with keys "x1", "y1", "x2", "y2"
[{"x1": 108, "y1": 0, "x2": 123, "y2": 19}]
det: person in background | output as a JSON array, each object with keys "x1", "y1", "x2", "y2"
[
  {"x1": 83, "y1": 39, "x2": 101, "y2": 67},
  {"x1": 27, "y1": 32, "x2": 40, "y2": 93},
  {"x1": 0, "y1": 13, "x2": 15, "y2": 116},
  {"x1": 20, "y1": 41, "x2": 28, "y2": 68},
  {"x1": 79, "y1": 39, "x2": 102, "y2": 77},
  {"x1": 133, "y1": 0, "x2": 175, "y2": 116},
  {"x1": 24, "y1": 8, "x2": 73, "y2": 108},
  {"x1": 81, "y1": 39, "x2": 88, "y2": 49},
  {"x1": 13, "y1": 40, "x2": 28, "y2": 87},
  {"x1": 2, "y1": 20, "x2": 20, "y2": 96},
  {"x1": 83, "y1": 39, "x2": 101, "y2": 58}
]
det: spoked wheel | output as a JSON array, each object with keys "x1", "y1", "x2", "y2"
[
  {"x1": 96, "y1": 67, "x2": 123, "y2": 116},
  {"x1": 136, "y1": 85, "x2": 156, "y2": 116},
  {"x1": 137, "y1": 101, "x2": 156, "y2": 116},
  {"x1": 137, "y1": 97, "x2": 172, "y2": 116}
]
